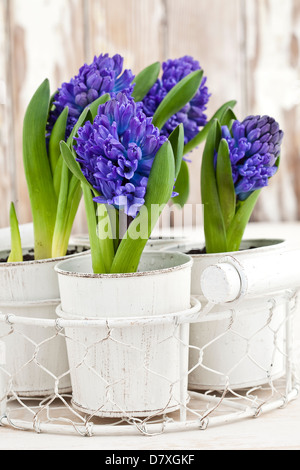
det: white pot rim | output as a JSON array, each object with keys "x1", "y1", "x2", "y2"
[
  {"x1": 55, "y1": 251, "x2": 193, "y2": 279},
  {"x1": 168, "y1": 238, "x2": 287, "y2": 258},
  {"x1": 0, "y1": 244, "x2": 90, "y2": 268}
]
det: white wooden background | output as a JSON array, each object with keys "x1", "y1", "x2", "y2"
[{"x1": 0, "y1": 0, "x2": 299, "y2": 232}]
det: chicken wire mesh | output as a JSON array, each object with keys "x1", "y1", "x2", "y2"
[{"x1": 0, "y1": 290, "x2": 299, "y2": 438}]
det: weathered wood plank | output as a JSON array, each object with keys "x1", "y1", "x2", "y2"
[
  {"x1": 8, "y1": 0, "x2": 86, "y2": 232},
  {"x1": 2, "y1": 0, "x2": 300, "y2": 233},
  {"x1": 245, "y1": 0, "x2": 300, "y2": 222},
  {"x1": 0, "y1": 0, "x2": 16, "y2": 228},
  {"x1": 165, "y1": 0, "x2": 244, "y2": 218},
  {"x1": 86, "y1": 0, "x2": 167, "y2": 80}
]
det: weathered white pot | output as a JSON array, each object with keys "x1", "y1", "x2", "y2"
[
  {"x1": 0, "y1": 244, "x2": 89, "y2": 397},
  {"x1": 55, "y1": 251, "x2": 195, "y2": 418},
  {"x1": 164, "y1": 239, "x2": 300, "y2": 391}
]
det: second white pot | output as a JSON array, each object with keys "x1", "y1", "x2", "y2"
[
  {"x1": 55, "y1": 251, "x2": 195, "y2": 418},
  {"x1": 162, "y1": 239, "x2": 300, "y2": 391}
]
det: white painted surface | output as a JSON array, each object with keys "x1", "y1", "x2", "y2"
[
  {"x1": 55, "y1": 252, "x2": 193, "y2": 417},
  {"x1": 0, "y1": 232, "x2": 89, "y2": 395}
]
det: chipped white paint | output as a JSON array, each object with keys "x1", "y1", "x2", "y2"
[
  {"x1": 55, "y1": 251, "x2": 193, "y2": 417},
  {"x1": 200, "y1": 262, "x2": 242, "y2": 304}
]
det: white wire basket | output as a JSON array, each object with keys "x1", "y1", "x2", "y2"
[{"x1": 0, "y1": 291, "x2": 299, "y2": 438}]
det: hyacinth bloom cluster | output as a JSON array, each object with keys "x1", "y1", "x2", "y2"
[
  {"x1": 47, "y1": 54, "x2": 134, "y2": 140},
  {"x1": 75, "y1": 93, "x2": 167, "y2": 218},
  {"x1": 142, "y1": 55, "x2": 211, "y2": 144},
  {"x1": 221, "y1": 115, "x2": 284, "y2": 201}
]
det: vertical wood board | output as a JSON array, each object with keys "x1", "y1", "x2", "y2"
[
  {"x1": 245, "y1": 0, "x2": 300, "y2": 222},
  {"x1": 9, "y1": 0, "x2": 86, "y2": 226}
]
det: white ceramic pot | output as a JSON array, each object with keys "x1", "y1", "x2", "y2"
[
  {"x1": 163, "y1": 239, "x2": 300, "y2": 391},
  {"x1": 0, "y1": 244, "x2": 89, "y2": 397},
  {"x1": 55, "y1": 251, "x2": 195, "y2": 418}
]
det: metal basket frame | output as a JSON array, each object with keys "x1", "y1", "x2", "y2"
[{"x1": 0, "y1": 290, "x2": 299, "y2": 438}]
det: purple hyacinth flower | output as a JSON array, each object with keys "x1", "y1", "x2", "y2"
[
  {"x1": 47, "y1": 53, "x2": 135, "y2": 141},
  {"x1": 74, "y1": 92, "x2": 167, "y2": 218},
  {"x1": 142, "y1": 55, "x2": 211, "y2": 145},
  {"x1": 221, "y1": 115, "x2": 284, "y2": 200}
]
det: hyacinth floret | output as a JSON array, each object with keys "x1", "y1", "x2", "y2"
[
  {"x1": 74, "y1": 92, "x2": 167, "y2": 218},
  {"x1": 47, "y1": 53, "x2": 135, "y2": 140},
  {"x1": 142, "y1": 55, "x2": 211, "y2": 144},
  {"x1": 221, "y1": 115, "x2": 284, "y2": 200}
]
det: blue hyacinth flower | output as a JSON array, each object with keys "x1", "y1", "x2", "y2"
[{"x1": 74, "y1": 92, "x2": 167, "y2": 218}]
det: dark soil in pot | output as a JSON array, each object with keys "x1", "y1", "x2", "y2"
[{"x1": 0, "y1": 246, "x2": 89, "y2": 263}]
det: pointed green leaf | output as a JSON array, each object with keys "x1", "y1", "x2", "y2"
[
  {"x1": 183, "y1": 100, "x2": 237, "y2": 155},
  {"x1": 216, "y1": 138, "x2": 236, "y2": 231},
  {"x1": 132, "y1": 62, "x2": 161, "y2": 102},
  {"x1": 48, "y1": 107, "x2": 69, "y2": 176},
  {"x1": 57, "y1": 180, "x2": 83, "y2": 259},
  {"x1": 53, "y1": 154, "x2": 63, "y2": 198},
  {"x1": 23, "y1": 79, "x2": 57, "y2": 260},
  {"x1": 219, "y1": 107, "x2": 238, "y2": 127},
  {"x1": 51, "y1": 160, "x2": 71, "y2": 258},
  {"x1": 152, "y1": 70, "x2": 203, "y2": 130},
  {"x1": 110, "y1": 141, "x2": 175, "y2": 273},
  {"x1": 95, "y1": 203, "x2": 115, "y2": 273},
  {"x1": 172, "y1": 160, "x2": 190, "y2": 208},
  {"x1": 7, "y1": 203, "x2": 23, "y2": 263},
  {"x1": 201, "y1": 119, "x2": 227, "y2": 253},
  {"x1": 82, "y1": 184, "x2": 107, "y2": 274},
  {"x1": 226, "y1": 190, "x2": 261, "y2": 252},
  {"x1": 168, "y1": 123, "x2": 184, "y2": 179}
]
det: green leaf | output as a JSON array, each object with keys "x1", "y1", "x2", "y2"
[
  {"x1": 152, "y1": 70, "x2": 203, "y2": 130},
  {"x1": 51, "y1": 160, "x2": 72, "y2": 258},
  {"x1": 95, "y1": 203, "x2": 116, "y2": 273},
  {"x1": 23, "y1": 79, "x2": 57, "y2": 260},
  {"x1": 216, "y1": 138, "x2": 236, "y2": 231},
  {"x1": 82, "y1": 184, "x2": 107, "y2": 274},
  {"x1": 110, "y1": 140, "x2": 175, "y2": 273},
  {"x1": 53, "y1": 155, "x2": 63, "y2": 198},
  {"x1": 48, "y1": 107, "x2": 69, "y2": 176},
  {"x1": 201, "y1": 119, "x2": 227, "y2": 253},
  {"x1": 172, "y1": 160, "x2": 190, "y2": 208},
  {"x1": 168, "y1": 123, "x2": 184, "y2": 179},
  {"x1": 219, "y1": 107, "x2": 238, "y2": 127},
  {"x1": 226, "y1": 190, "x2": 261, "y2": 252},
  {"x1": 7, "y1": 203, "x2": 23, "y2": 263},
  {"x1": 58, "y1": 180, "x2": 83, "y2": 258},
  {"x1": 183, "y1": 100, "x2": 237, "y2": 155},
  {"x1": 131, "y1": 62, "x2": 161, "y2": 102}
]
